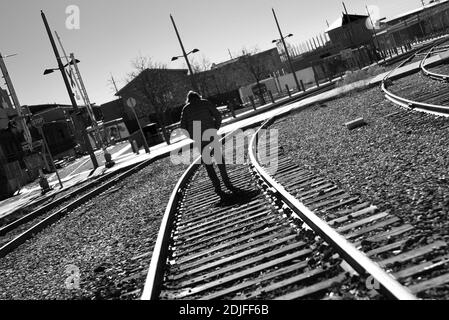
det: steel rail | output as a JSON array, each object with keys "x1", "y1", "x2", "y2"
[
  {"x1": 382, "y1": 40, "x2": 449, "y2": 117},
  {"x1": 0, "y1": 152, "x2": 171, "y2": 258},
  {"x1": 248, "y1": 118, "x2": 417, "y2": 300},
  {"x1": 140, "y1": 156, "x2": 201, "y2": 300},
  {"x1": 0, "y1": 163, "x2": 136, "y2": 236},
  {"x1": 421, "y1": 42, "x2": 449, "y2": 81},
  {"x1": 141, "y1": 128, "x2": 254, "y2": 300}
]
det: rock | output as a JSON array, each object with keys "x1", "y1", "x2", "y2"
[{"x1": 345, "y1": 118, "x2": 367, "y2": 130}]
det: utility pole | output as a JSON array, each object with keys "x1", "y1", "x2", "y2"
[
  {"x1": 70, "y1": 53, "x2": 114, "y2": 167},
  {"x1": 70, "y1": 54, "x2": 101, "y2": 143},
  {"x1": 228, "y1": 48, "x2": 233, "y2": 60},
  {"x1": 342, "y1": 3, "x2": 356, "y2": 48},
  {"x1": 170, "y1": 14, "x2": 199, "y2": 92},
  {"x1": 110, "y1": 74, "x2": 119, "y2": 94},
  {"x1": 54, "y1": 32, "x2": 100, "y2": 147},
  {"x1": 0, "y1": 53, "x2": 33, "y2": 147},
  {"x1": 272, "y1": 8, "x2": 300, "y2": 91},
  {"x1": 342, "y1": 2, "x2": 363, "y2": 68},
  {"x1": 41, "y1": 10, "x2": 98, "y2": 169},
  {"x1": 366, "y1": 5, "x2": 382, "y2": 60}
]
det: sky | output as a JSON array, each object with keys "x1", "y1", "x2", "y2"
[{"x1": 0, "y1": 0, "x2": 423, "y2": 106}]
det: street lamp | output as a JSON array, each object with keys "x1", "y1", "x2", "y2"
[
  {"x1": 171, "y1": 48, "x2": 200, "y2": 61},
  {"x1": 272, "y1": 8, "x2": 301, "y2": 92},
  {"x1": 272, "y1": 33, "x2": 293, "y2": 43},
  {"x1": 41, "y1": 10, "x2": 99, "y2": 169},
  {"x1": 170, "y1": 14, "x2": 200, "y2": 92},
  {"x1": 43, "y1": 59, "x2": 80, "y2": 75}
]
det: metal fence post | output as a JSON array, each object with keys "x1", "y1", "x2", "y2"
[
  {"x1": 249, "y1": 96, "x2": 256, "y2": 110},
  {"x1": 300, "y1": 80, "x2": 305, "y2": 92},
  {"x1": 268, "y1": 90, "x2": 275, "y2": 104},
  {"x1": 285, "y1": 84, "x2": 291, "y2": 97}
]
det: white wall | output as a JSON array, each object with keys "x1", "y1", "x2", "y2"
[
  {"x1": 238, "y1": 78, "x2": 278, "y2": 103},
  {"x1": 239, "y1": 67, "x2": 317, "y2": 103}
]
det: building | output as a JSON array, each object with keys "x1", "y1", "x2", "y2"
[
  {"x1": 25, "y1": 104, "x2": 78, "y2": 158},
  {"x1": 325, "y1": 13, "x2": 374, "y2": 49},
  {"x1": 116, "y1": 68, "x2": 190, "y2": 126},
  {"x1": 199, "y1": 48, "x2": 283, "y2": 105},
  {"x1": 376, "y1": 0, "x2": 449, "y2": 50},
  {"x1": 0, "y1": 87, "x2": 31, "y2": 199}
]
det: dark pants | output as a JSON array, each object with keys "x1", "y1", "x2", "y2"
[{"x1": 198, "y1": 137, "x2": 233, "y2": 193}]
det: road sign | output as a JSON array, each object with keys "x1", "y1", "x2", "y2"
[
  {"x1": 31, "y1": 115, "x2": 45, "y2": 128},
  {"x1": 127, "y1": 97, "x2": 137, "y2": 108}
]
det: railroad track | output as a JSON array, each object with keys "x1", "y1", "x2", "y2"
[
  {"x1": 382, "y1": 37, "x2": 449, "y2": 116},
  {"x1": 0, "y1": 152, "x2": 170, "y2": 259},
  {"x1": 143, "y1": 114, "x2": 449, "y2": 300},
  {"x1": 421, "y1": 44, "x2": 449, "y2": 82}
]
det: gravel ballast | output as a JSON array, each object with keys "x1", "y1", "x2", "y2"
[
  {"x1": 270, "y1": 85, "x2": 449, "y2": 285},
  {"x1": 0, "y1": 157, "x2": 188, "y2": 300}
]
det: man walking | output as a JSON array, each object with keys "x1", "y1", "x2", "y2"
[{"x1": 180, "y1": 91, "x2": 241, "y2": 200}]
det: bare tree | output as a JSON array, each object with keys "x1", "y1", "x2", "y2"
[
  {"x1": 190, "y1": 55, "x2": 213, "y2": 97},
  {"x1": 212, "y1": 68, "x2": 237, "y2": 97},
  {"x1": 238, "y1": 48, "x2": 269, "y2": 104},
  {"x1": 127, "y1": 55, "x2": 177, "y2": 144}
]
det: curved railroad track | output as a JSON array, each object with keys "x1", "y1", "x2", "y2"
[
  {"x1": 142, "y1": 112, "x2": 449, "y2": 300},
  {"x1": 421, "y1": 43, "x2": 449, "y2": 82},
  {"x1": 382, "y1": 37, "x2": 449, "y2": 116}
]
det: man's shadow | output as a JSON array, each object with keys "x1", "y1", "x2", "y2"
[{"x1": 215, "y1": 189, "x2": 260, "y2": 207}]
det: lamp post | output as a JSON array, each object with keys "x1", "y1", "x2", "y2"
[
  {"x1": 170, "y1": 14, "x2": 200, "y2": 92},
  {"x1": 41, "y1": 10, "x2": 98, "y2": 169},
  {"x1": 272, "y1": 8, "x2": 301, "y2": 92}
]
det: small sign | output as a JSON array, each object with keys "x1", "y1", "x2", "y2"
[
  {"x1": 127, "y1": 97, "x2": 137, "y2": 108},
  {"x1": 31, "y1": 115, "x2": 44, "y2": 128}
]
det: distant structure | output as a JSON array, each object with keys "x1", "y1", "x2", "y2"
[
  {"x1": 111, "y1": 48, "x2": 283, "y2": 131},
  {"x1": 115, "y1": 68, "x2": 190, "y2": 128},
  {"x1": 376, "y1": 0, "x2": 449, "y2": 51},
  {"x1": 0, "y1": 87, "x2": 28, "y2": 198},
  {"x1": 202, "y1": 48, "x2": 283, "y2": 105},
  {"x1": 325, "y1": 13, "x2": 374, "y2": 49}
]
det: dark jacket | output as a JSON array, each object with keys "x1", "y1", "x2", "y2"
[{"x1": 180, "y1": 99, "x2": 222, "y2": 140}]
